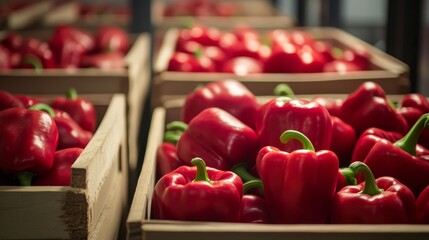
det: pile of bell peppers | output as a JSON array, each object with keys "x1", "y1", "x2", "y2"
[
  {"x1": 167, "y1": 24, "x2": 371, "y2": 75},
  {"x1": 0, "y1": 89, "x2": 96, "y2": 186},
  {"x1": 0, "y1": 25, "x2": 129, "y2": 70},
  {"x1": 154, "y1": 79, "x2": 429, "y2": 224},
  {"x1": 163, "y1": 0, "x2": 238, "y2": 17}
]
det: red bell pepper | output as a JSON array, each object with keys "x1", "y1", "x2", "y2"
[
  {"x1": 311, "y1": 96, "x2": 343, "y2": 117},
  {"x1": 49, "y1": 25, "x2": 95, "y2": 54},
  {"x1": 0, "y1": 90, "x2": 24, "y2": 111},
  {"x1": 341, "y1": 45, "x2": 370, "y2": 70},
  {"x1": 182, "y1": 79, "x2": 259, "y2": 129},
  {"x1": 400, "y1": 93, "x2": 429, "y2": 150},
  {"x1": 30, "y1": 103, "x2": 92, "y2": 150},
  {"x1": 94, "y1": 26, "x2": 129, "y2": 54},
  {"x1": 330, "y1": 161, "x2": 415, "y2": 224},
  {"x1": 339, "y1": 81, "x2": 408, "y2": 135},
  {"x1": 49, "y1": 25, "x2": 95, "y2": 68},
  {"x1": 257, "y1": 130, "x2": 339, "y2": 223},
  {"x1": 240, "y1": 180, "x2": 268, "y2": 223},
  {"x1": 263, "y1": 41, "x2": 325, "y2": 73},
  {"x1": 33, "y1": 148, "x2": 83, "y2": 186},
  {"x1": 0, "y1": 32, "x2": 23, "y2": 52},
  {"x1": 0, "y1": 45, "x2": 10, "y2": 69},
  {"x1": 201, "y1": 46, "x2": 226, "y2": 71},
  {"x1": 351, "y1": 127, "x2": 403, "y2": 163},
  {"x1": 167, "y1": 51, "x2": 215, "y2": 72},
  {"x1": 178, "y1": 25, "x2": 222, "y2": 47},
  {"x1": 18, "y1": 38, "x2": 56, "y2": 69},
  {"x1": 0, "y1": 105, "x2": 59, "y2": 185},
  {"x1": 51, "y1": 88, "x2": 97, "y2": 133},
  {"x1": 255, "y1": 96, "x2": 333, "y2": 153},
  {"x1": 80, "y1": 52, "x2": 125, "y2": 69},
  {"x1": 363, "y1": 113, "x2": 429, "y2": 197},
  {"x1": 156, "y1": 121, "x2": 187, "y2": 179},
  {"x1": 177, "y1": 107, "x2": 258, "y2": 170},
  {"x1": 218, "y1": 32, "x2": 262, "y2": 60},
  {"x1": 15, "y1": 94, "x2": 40, "y2": 108},
  {"x1": 330, "y1": 116, "x2": 357, "y2": 167},
  {"x1": 416, "y1": 185, "x2": 429, "y2": 223},
  {"x1": 240, "y1": 194, "x2": 268, "y2": 223},
  {"x1": 220, "y1": 56, "x2": 263, "y2": 75},
  {"x1": 152, "y1": 157, "x2": 243, "y2": 222}
]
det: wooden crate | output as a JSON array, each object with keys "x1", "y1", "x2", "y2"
[
  {"x1": 0, "y1": 0, "x2": 53, "y2": 30},
  {"x1": 127, "y1": 96, "x2": 429, "y2": 240},
  {"x1": 40, "y1": 0, "x2": 129, "y2": 30},
  {"x1": 0, "y1": 32, "x2": 151, "y2": 187},
  {"x1": 0, "y1": 94, "x2": 128, "y2": 239},
  {"x1": 152, "y1": 27, "x2": 409, "y2": 107}
]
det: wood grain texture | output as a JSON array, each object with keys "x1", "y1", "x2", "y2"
[{"x1": 127, "y1": 96, "x2": 429, "y2": 240}]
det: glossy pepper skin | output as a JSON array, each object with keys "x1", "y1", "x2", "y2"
[
  {"x1": 167, "y1": 51, "x2": 215, "y2": 72},
  {"x1": 152, "y1": 158, "x2": 243, "y2": 222},
  {"x1": 330, "y1": 116, "x2": 356, "y2": 167},
  {"x1": 15, "y1": 94, "x2": 39, "y2": 108},
  {"x1": 416, "y1": 185, "x2": 429, "y2": 224},
  {"x1": 339, "y1": 81, "x2": 408, "y2": 135},
  {"x1": 51, "y1": 88, "x2": 96, "y2": 133},
  {"x1": 0, "y1": 45, "x2": 10, "y2": 69},
  {"x1": 351, "y1": 127, "x2": 403, "y2": 163},
  {"x1": 331, "y1": 161, "x2": 415, "y2": 224},
  {"x1": 33, "y1": 148, "x2": 83, "y2": 186},
  {"x1": 177, "y1": 107, "x2": 258, "y2": 170},
  {"x1": 241, "y1": 194, "x2": 268, "y2": 223},
  {"x1": 240, "y1": 179, "x2": 268, "y2": 223},
  {"x1": 31, "y1": 104, "x2": 93, "y2": 150},
  {"x1": 51, "y1": 107, "x2": 93, "y2": 150},
  {"x1": 94, "y1": 26, "x2": 129, "y2": 54},
  {"x1": 0, "y1": 90, "x2": 24, "y2": 111},
  {"x1": 156, "y1": 121, "x2": 187, "y2": 179},
  {"x1": 256, "y1": 130, "x2": 339, "y2": 224},
  {"x1": 0, "y1": 106, "x2": 59, "y2": 185},
  {"x1": 255, "y1": 96, "x2": 333, "y2": 153},
  {"x1": 363, "y1": 114, "x2": 429, "y2": 197},
  {"x1": 182, "y1": 79, "x2": 259, "y2": 129},
  {"x1": 400, "y1": 93, "x2": 429, "y2": 150},
  {"x1": 17, "y1": 38, "x2": 56, "y2": 69}
]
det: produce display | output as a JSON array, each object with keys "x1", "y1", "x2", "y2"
[
  {"x1": 167, "y1": 24, "x2": 371, "y2": 75},
  {"x1": 0, "y1": 25, "x2": 129, "y2": 70},
  {"x1": 0, "y1": 89, "x2": 96, "y2": 186},
  {"x1": 153, "y1": 79, "x2": 429, "y2": 224}
]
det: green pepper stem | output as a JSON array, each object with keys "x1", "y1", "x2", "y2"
[
  {"x1": 22, "y1": 55, "x2": 42, "y2": 72},
  {"x1": 231, "y1": 163, "x2": 258, "y2": 182},
  {"x1": 394, "y1": 113, "x2": 429, "y2": 156},
  {"x1": 163, "y1": 121, "x2": 188, "y2": 144},
  {"x1": 194, "y1": 48, "x2": 203, "y2": 59},
  {"x1": 29, "y1": 103, "x2": 56, "y2": 117},
  {"x1": 280, "y1": 130, "x2": 315, "y2": 152},
  {"x1": 331, "y1": 47, "x2": 343, "y2": 59},
  {"x1": 274, "y1": 83, "x2": 295, "y2": 97},
  {"x1": 339, "y1": 167, "x2": 357, "y2": 186},
  {"x1": 349, "y1": 161, "x2": 383, "y2": 196},
  {"x1": 192, "y1": 158, "x2": 211, "y2": 183},
  {"x1": 243, "y1": 179, "x2": 264, "y2": 195},
  {"x1": 66, "y1": 88, "x2": 78, "y2": 99},
  {"x1": 17, "y1": 172, "x2": 33, "y2": 186}
]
